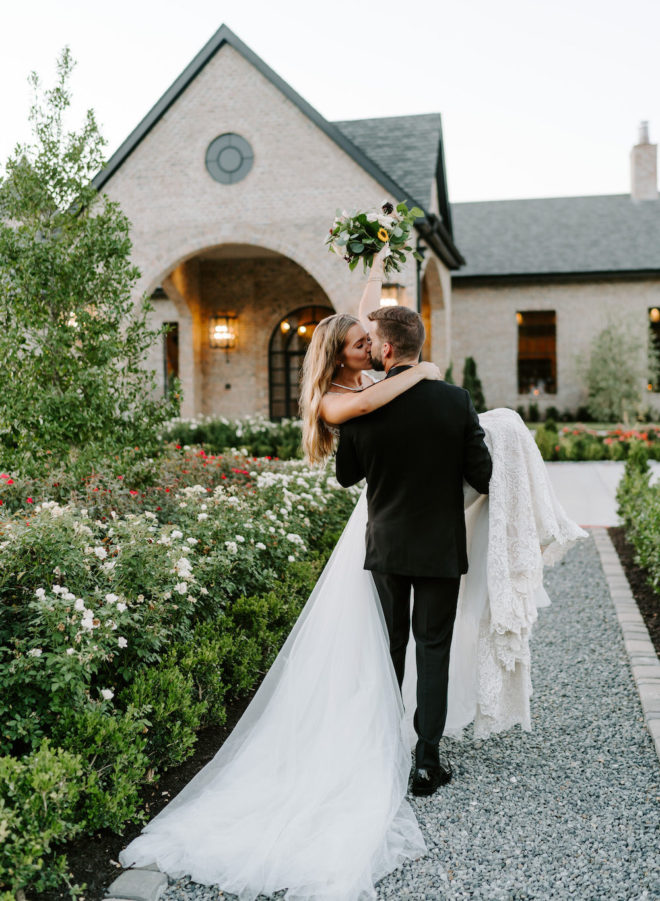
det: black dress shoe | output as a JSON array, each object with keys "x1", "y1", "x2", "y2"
[{"x1": 411, "y1": 760, "x2": 452, "y2": 797}]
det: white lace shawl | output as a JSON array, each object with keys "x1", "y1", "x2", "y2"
[{"x1": 470, "y1": 409, "x2": 588, "y2": 738}]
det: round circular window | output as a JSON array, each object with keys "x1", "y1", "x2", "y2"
[{"x1": 205, "y1": 133, "x2": 254, "y2": 185}]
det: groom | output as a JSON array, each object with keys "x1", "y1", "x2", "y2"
[{"x1": 336, "y1": 306, "x2": 492, "y2": 796}]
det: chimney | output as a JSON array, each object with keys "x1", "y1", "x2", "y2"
[{"x1": 630, "y1": 121, "x2": 658, "y2": 201}]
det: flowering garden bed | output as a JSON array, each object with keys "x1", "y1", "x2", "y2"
[
  {"x1": 0, "y1": 441, "x2": 359, "y2": 899},
  {"x1": 534, "y1": 424, "x2": 660, "y2": 462}
]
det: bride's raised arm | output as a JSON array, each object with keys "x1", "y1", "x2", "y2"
[
  {"x1": 358, "y1": 246, "x2": 386, "y2": 330},
  {"x1": 319, "y1": 361, "x2": 441, "y2": 426}
]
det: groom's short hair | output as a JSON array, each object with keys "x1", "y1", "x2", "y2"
[{"x1": 367, "y1": 306, "x2": 425, "y2": 359}]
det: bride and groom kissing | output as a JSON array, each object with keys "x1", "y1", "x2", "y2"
[
  {"x1": 120, "y1": 248, "x2": 584, "y2": 899},
  {"x1": 334, "y1": 301, "x2": 492, "y2": 796}
]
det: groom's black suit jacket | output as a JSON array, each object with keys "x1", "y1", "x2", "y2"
[{"x1": 335, "y1": 365, "x2": 493, "y2": 578}]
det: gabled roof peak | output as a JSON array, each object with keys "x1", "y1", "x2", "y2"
[{"x1": 92, "y1": 24, "x2": 463, "y2": 267}]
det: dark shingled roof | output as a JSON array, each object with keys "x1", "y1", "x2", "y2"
[
  {"x1": 451, "y1": 194, "x2": 660, "y2": 278},
  {"x1": 334, "y1": 114, "x2": 442, "y2": 212}
]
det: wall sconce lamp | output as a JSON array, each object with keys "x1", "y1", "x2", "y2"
[
  {"x1": 210, "y1": 315, "x2": 238, "y2": 350},
  {"x1": 380, "y1": 283, "x2": 404, "y2": 307}
]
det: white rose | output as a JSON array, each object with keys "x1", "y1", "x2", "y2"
[
  {"x1": 105, "y1": 593, "x2": 118, "y2": 604},
  {"x1": 288, "y1": 555, "x2": 295, "y2": 563},
  {"x1": 171, "y1": 530, "x2": 183, "y2": 540},
  {"x1": 28, "y1": 648, "x2": 43, "y2": 657},
  {"x1": 35, "y1": 588, "x2": 46, "y2": 599},
  {"x1": 186, "y1": 537, "x2": 198, "y2": 545},
  {"x1": 100, "y1": 688, "x2": 114, "y2": 701},
  {"x1": 94, "y1": 547, "x2": 108, "y2": 560},
  {"x1": 174, "y1": 582, "x2": 188, "y2": 595},
  {"x1": 116, "y1": 602, "x2": 127, "y2": 613},
  {"x1": 198, "y1": 513, "x2": 208, "y2": 522},
  {"x1": 66, "y1": 648, "x2": 75, "y2": 656},
  {"x1": 74, "y1": 598, "x2": 86, "y2": 612},
  {"x1": 117, "y1": 637, "x2": 128, "y2": 649},
  {"x1": 256, "y1": 542, "x2": 266, "y2": 550}
]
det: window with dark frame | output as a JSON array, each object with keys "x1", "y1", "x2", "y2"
[
  {"x1": 649, "y1": 307, "x2": 660, "y2": 392},
  {"x1": 517, "y1": 310, "x2": 557, "y2": 395},
  {"x1": 269, "y1": 306, "x2": 333, "y2": 419}
]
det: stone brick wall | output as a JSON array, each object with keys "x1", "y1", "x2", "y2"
[
  {"x1": 452, "y1": 277, "x2": 660, "y2": 414},
  {"x1": 98, "y1": 42, "x2": 451, "y2": 417}
]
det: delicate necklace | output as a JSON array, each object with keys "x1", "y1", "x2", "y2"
[{"x1": 329, "y1": 381, "x2": 364, "y2": 392}]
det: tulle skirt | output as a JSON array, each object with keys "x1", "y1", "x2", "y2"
[{"x1": 120, "y1": 490, "x2": 426, "y2": 900}]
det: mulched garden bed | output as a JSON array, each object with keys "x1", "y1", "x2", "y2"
[
  {"x1": 608, "y1": 526, "x2": 660, "y2": 658},
  {"x1": 37, "y1": 687, "x2": 259, "y2": 901}
]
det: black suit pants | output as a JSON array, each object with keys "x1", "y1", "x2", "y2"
[{"x1": 371, "y1": 571, "x2": 460, "y2": 770}]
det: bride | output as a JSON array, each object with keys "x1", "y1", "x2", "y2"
[{"x1": 119, "y1": 252, "x2": 587, "y2": 900}]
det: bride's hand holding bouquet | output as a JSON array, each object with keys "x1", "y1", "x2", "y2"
[{"x1": 326, "y1": 200, "x2": 424, "y2": 276}]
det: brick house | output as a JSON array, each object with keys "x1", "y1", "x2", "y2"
[{"x1": 95, "y1": 24, "x2": 660, "y2": 419}]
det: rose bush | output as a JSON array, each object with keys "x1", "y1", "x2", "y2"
[
  {"x1": 0, "y1": 449, "x2": 360, "y2": 897},
  {"x1": 534, "y1": 423, "x2": 660, "y2": 462}
]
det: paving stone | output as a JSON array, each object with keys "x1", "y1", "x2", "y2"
[{"x1": 106, "y1": 869, "x2": 168, "y2": 901}]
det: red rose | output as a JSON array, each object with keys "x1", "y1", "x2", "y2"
[{"x1": 26, "y1": 498, "x2": 34, "y2": 504}]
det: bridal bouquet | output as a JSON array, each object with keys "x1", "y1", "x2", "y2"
[{"x1": 326, "y1": 200, "x2": 424, "y2": 275}]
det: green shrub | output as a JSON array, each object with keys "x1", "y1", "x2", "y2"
[
  {"x1": 617, "y1": 450, "x2": 660, "y2": 593},
  {"x1": 0, "y1": 741, "x2": 84, "y2": 897},
  {"x1": 52, "y1": 703, "x2": 150, "y2": 832},
  {"x1": 163, "y1": 416, "x2": 303, "y2": 460},
  {"x1": 462, "y1": 356, "x2": 487, "y2": 413},
  {"x1": 121, "y1": 663, "x2": 207, "y2": 769},
  {"x1": 534, "y1": 426, "x2": 558, "y2": 461}
]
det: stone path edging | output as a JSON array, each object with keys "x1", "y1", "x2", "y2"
[
  {"x1": 591, "y1": 526, "x2": 660, "y2": 762},
  {"x1": 104, "y1": 863, "x2": 166, "y2": 901}
]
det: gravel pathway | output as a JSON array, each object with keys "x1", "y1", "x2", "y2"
[{"x1": 161, "y1": 533, "x2": 659, "y2": 900}]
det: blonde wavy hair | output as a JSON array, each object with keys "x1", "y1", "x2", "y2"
[{"x1": 299, "y1": 312, "x2": 359, "y2": 465}]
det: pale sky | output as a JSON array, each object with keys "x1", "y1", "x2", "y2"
[{"x1": 2, "y1": 0, "x2": 659, "y2": 203}]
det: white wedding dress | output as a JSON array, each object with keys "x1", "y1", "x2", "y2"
[{"x1": 119, "y1": 409, "x2": 587, "y2": 900}]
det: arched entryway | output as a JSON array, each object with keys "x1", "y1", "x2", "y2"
[
  {"x1": 149, "y1": 245, "x2": 334, "y2": 418},
  {"x1": 269, "y1": 305, "x2": 333, "y2": 419}
]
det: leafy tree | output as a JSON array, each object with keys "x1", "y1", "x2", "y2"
[
  {"x1": 462, "y1": 356, "x2": 487, "y2": 412},
  {"x1": 443, "y1": 362, "x2": 455, "y2": 384},
  {"x1": 0, "y1": 48, "x2": 178, "y2": 468},
  {"x1": 584, "y1": 323, "x2": 650, "y2": 423}
]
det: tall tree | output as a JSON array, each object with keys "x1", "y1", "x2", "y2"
[
  {"x1": 0, "y1": 48, "x2": 178, "y2": 466},
  {"x1": 585, "y1": 323, "x2": 650, "y2": 423}
]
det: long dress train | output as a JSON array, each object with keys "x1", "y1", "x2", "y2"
[{"x1": 119, "y1": 409, "x2": 587, "y2": 900}]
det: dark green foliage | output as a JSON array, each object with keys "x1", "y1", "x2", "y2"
[
  {"x1": 443, "y1": 362, "x2": 455, "y2": 384},
  {"x1": 0, "y1": 48, "x2": 178, "y2": 471},
  {"x1": 52, "y1": 703, "x2": 150, "y2": 832},
  {"x1": 164, "y1": 417, "x2": 303, "y2": 460},
  {"x1": 0, "y1": 741, "x2": 84, "y2": 897},
  {"x1": 461, "y1": 356, "x2": 487, "y2": 412},
  {"x1": 617, "y1": 448, "x2": 660, "y2": 594}
]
